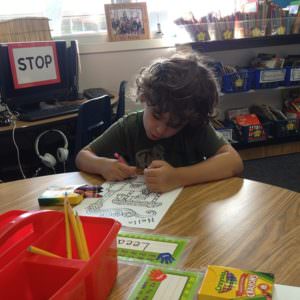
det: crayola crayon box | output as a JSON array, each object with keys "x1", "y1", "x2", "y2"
[
  {"x1": 198, "y1": 265, "x2": 274, "y2": 300},
  {"x1": 38, "y1": 184, "x2": 103, "y2": 206}
]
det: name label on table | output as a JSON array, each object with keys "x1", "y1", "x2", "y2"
[{"x1": 117, "y1": 232, "x2": 189, "y2": 267}]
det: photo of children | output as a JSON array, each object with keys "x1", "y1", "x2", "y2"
[
  {"x1": 105, "y1": 3, "x2": 150, "y2": 41},
  {"x1": 111, "y1": 9, "x2": 144, "y2": 36}
]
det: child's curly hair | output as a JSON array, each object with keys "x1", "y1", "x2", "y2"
[{"x1": 136, "y1": 52, "x2": 219, "y2": 128}]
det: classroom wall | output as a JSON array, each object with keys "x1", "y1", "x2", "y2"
[
  {"x1": 78, "y1": 47, "x2": 176, "y2": 95},
  {"x1": 77, "y1": 43, "x2": 299, "y2": 118}
]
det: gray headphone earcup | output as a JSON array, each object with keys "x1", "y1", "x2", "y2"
[
  {"x1": 57, "y1": 148, "x2": 69, "y2": 163},
  {"x1": 40, "y1": 153, "x2": 57, "y2": 168}
]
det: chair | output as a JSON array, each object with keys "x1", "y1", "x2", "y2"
[
  {"x1": 74, "y1": 95, "x2": 112, "y2": 155},
  {"x1": 112, "y1": 80, "x2": 127, "y2": 123}
]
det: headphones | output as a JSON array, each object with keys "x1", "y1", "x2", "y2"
[{"x1": 35, "y1": 129, "x2": 69, "y2": 169}]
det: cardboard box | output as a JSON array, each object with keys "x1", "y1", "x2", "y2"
[{"x1": 234, "y1": 114, "x2": 267, "y2": 143}]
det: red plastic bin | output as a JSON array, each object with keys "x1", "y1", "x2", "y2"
[{"x1": 0, "y1": 210, "x2": 121, "y2": 300}]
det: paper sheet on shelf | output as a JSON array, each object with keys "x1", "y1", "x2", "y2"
[{"x1": 74, "y1": 176, "x2": 182, "y2": 229}]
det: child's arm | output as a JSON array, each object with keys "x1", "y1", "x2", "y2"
[
  {"x1": 76, "y1": 148, "x2": 137, "y2": 181},
  {"x1": 144, "y1": 144, "x2": 243, "y2": 193}
]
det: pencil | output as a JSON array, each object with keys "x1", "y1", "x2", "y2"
[
  {"x1": 75, "y1": 212, "x2": 90, "y2": 260},
  {"x1": 64, "y1": 195, "x2": 72, "y2": 259},
  {"x1": 67, "y1": 202, "x2": 85, "y2": 260},
  {"x1": 28, "y1": 245, "x2": 62, "y2": 258}
]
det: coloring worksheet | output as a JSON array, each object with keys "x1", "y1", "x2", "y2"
[{"x1": 74, "y1": 176, "x2": 183, "y2": 229}]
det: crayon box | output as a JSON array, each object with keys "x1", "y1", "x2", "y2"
[
  {"x1": 198, "y1": 265, "x2": 274, "y2": 300},
  {"x1": 38, "y1": 184, "x2": 103, "y2": 206}
]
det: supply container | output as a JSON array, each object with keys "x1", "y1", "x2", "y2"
[
  {"x1": 222, "y1": 69, "x2": 254, "y2": 93},
  {"x1": 285, "y1": 67, "x2": 300, "y2": 86},
  {"x1": 0, "y1": 209, "x2": 121, "y2": 300}
]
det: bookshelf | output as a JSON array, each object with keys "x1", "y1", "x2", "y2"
[{"x1": 176, "y1": 34, "x2": 300, "y2": 160}]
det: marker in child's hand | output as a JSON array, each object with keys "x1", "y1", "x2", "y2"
[{"x1": 114, "y1": 152, "x2": 127, "y2": 164}]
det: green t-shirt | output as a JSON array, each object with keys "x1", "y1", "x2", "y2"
[{"x1": 89, "y1": 111, "x2": 227, "y2": 168}]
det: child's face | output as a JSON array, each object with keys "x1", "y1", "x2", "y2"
[{"x1": 143, "y1": 104, "x2": 184, "y2": 140}]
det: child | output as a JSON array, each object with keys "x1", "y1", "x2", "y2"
[{"x1": 76, "y1": 52, "x2": 243, "y2": 193}]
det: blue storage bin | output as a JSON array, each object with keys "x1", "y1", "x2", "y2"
[
  {"x1": 285, "y1": 118, "x2": 299, "y2": 136},
  {"x1": 267, "y1": 118, "x2": 299, "y2": 138},
  {"x1": 285, "y1": 67, "x2": 300, "y2": 86},
  {"x1": 222, "y1": 69, "x2": 253, "y2": 93},
  {"x1": 253, "y1": 68, "x2": 287, "y2": 89}
]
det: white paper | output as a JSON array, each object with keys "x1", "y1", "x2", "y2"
[
  {"x1": 273, "y1": 284, "x2": 300, "y2": 300},
  {"x1": 74, "y1": 176, "x2": 182, "y2": 229},
  {"x1": 117, "y1": 236, "x2": 178, "y2": 254},
  {"x1": 153, "y1": 274, "x2": 188, "y2": 300}
]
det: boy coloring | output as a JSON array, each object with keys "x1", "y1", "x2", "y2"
[{"x1": 76, "y1": 52, "x2": 243, "y2": 193}]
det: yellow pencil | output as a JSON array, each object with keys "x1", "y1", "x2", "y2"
[
  {"x1": 67, "y1": 202, "x2": 85, "y2": 260},
  {"x1": 64, "y1": 196, "x2": 72, "y2": 259},
  {"x1": 75, "y1": 212, "x2": 90, "y2": 260},
  {"x1": 28, "y1": 245, "x2": 62, "y2": 258}
]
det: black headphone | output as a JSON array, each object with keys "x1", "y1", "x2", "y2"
[{"x1": 35, "y1": 129, "x2": 69, "y2": 169}]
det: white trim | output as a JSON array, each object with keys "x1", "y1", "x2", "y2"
[{"x1": 54, "y1": 33, "x2": 176, "y2": 54}]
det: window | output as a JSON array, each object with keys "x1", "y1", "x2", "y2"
[
  {"x1": 0, "y1": 0, "x2": 111, "y2": 36},
  {"x1": 0, "y1": 1, "x2": 236, "y2": 37}
]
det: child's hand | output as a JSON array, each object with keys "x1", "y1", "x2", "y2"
[
  {"x1": 101, "y1": 158, "x2": 137, "y2": 181},
  {"x1": 144, "y1": 160, "x2": 180, "y2": 193}
]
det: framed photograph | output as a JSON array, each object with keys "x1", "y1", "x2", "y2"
[{"x1": 105, "y1": 2, "x2": 150, "y2": 42}]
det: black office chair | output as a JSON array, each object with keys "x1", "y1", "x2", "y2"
[
  {"x1": 112, "y1": 80, "x2": 127, "y2": 123},
  {"x1": 74, "y1": 95, "x2": 112, "y2": 155}
]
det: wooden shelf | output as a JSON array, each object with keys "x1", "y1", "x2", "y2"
[{"x1": 237, "y1": 139, "x2": 300, "y2": 160}]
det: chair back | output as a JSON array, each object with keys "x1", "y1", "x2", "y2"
[
  {"x1": 75, "y1": 95, "x2": 112, "y2": 155},
  {"x1": 115, "y1": 80, "x2": 127, "y2": 122}
]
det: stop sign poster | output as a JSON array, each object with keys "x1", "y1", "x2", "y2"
[{"x1": 8, "y1": 41, "x2": 61, "y2": 89}]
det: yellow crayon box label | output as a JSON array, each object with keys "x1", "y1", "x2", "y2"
[
  {"x1": 38, "y1": 185, "x2": 84, "y2": 205},
  {"x1": 198, "y1": 265, "x2": 274, "y2": 300}
]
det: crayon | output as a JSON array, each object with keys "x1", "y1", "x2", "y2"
[
  {"x1": 114, "y1": 152, "x2": 127, "y2": 164},
  {"x1": 76, "y1": 184, "x2": 103, "y2": 192}
]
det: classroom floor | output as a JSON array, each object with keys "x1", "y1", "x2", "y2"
[{"x1": 242, "y1": 153, "x2": 300, "y2": 192}]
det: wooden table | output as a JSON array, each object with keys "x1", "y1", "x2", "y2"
[{"x1": 0, "y1": 172, "x2": 299, "y2": 298}]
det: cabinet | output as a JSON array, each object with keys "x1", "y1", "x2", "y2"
[{"x1": 176, "y1": 34, "x2": 300, "y2": 160}]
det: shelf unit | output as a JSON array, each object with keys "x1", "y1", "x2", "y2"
[
  {"x1": 176, "y1": 34, "x2": 300, "y2": 160},
  {"x1": 176, "y1": 34, "x2": 300, "y2": 52}
]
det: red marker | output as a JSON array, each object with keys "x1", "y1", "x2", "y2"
[{"x1": 114, "y1": 152, "x2": 127, "y2": 164}]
